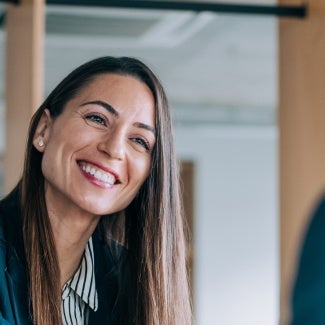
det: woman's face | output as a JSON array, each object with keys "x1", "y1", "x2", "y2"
[{"x1": 34, "y1": 73, "x2": 156, "y2": 216}]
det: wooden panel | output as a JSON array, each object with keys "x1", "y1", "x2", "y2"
[
  {"x1": 180, "y1": 161, "x2": 195, "y2": 296},
  {"x1": 279, "y1": 0, "x2": 325, "y2": 323},
  {"x1": 4, "y1": 0, "x2": 45, "y2": 193}
]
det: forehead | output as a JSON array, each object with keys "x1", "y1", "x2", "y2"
[
  {"x1": 68, "y1": 73, "x2": 156, "y2": 123},
  {"x1": 79, "y1": 73, "x2": 153, "y2": 100}
]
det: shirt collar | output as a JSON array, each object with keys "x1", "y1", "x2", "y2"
[{"x1": 63, "y1": 236, "x2": 98, "y2": 311}]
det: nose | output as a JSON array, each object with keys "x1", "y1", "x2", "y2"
[{"x1": 97, "y1": 131, "x2": 125, "y2": 160}]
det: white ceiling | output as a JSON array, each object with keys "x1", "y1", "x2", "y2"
[{"x1": 0, "y1": 4, "x2": 277, "y2": 127}]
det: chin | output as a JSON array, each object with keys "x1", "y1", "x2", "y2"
[
  {"x1": 83, "y1": 203, "x2": 121, "y2": 217},
  {"x1": 77, "y1": 196, "x2": 129, "y2": 216}
]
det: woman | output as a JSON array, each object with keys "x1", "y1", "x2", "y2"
[{"x1": 0, "y1": 56, "x2": 192, "y2": 324}]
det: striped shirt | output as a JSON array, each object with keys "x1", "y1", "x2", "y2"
[{"x1": 61, "y1": 237, "x2": 98, "y2": 325}]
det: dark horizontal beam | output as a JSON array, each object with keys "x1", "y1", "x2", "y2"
[
  {"x1": 0, "y1": 0, "x2": 307, "y2": 18},
  {"x1": 0, "y1": 0, "x2": 18, "y2": 3},
  {"x1": 46, "y1": 0, "x2": 307, "y2": 18}
]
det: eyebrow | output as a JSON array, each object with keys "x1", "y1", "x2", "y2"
[
  {"x1": 81, "y1": 100, "x2": 156, "y2": 136},
  {"x1": 81, "y1": 100, "x2": 119, "y2": 117},
  {"x1": 135, "y1": 122, "x2": 156, "y2": 136}
]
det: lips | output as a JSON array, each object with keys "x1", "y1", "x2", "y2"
[{"x1": 78, "y1": 161, "x2": 117, "y2": 186}]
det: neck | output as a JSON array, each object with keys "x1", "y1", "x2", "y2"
[{"x1": 46, "y1": 196, "x2": 100, "y2": 288}]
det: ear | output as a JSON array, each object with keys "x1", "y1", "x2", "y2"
[{"x1": 32, "y1": 109, "x2": 53, "y2": 153}]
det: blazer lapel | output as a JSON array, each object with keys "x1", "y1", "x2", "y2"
[
  {"x1": 0, "y1": 188, "x2": 32, "y2": 325},
  {"x1": 6, "y1": 255, "x2": 32, "y2": 325},
  {"x1": 88, "y1": 232, "x2": 120, "y2": 325}
]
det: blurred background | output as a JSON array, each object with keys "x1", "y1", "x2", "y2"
[{"x1": 0, "y1": 0, "x2": 314, "y2": 324}]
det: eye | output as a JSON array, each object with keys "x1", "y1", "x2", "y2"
[
  {"x1": 131, "y1": 137, "x2": 151, "y2": 152},
  {"x1": 85, "y1": 113, "x2": 108, "y2": 126}
]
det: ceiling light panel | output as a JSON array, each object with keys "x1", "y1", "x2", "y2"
[{"x1": 45, "y1": 6, "x2": 215, "y2": 48}]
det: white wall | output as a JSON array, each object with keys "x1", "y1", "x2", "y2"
[{"x1": 175, "y1": 124, "x2": 278, "y2": 325}]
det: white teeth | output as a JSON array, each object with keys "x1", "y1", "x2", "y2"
[
  {"x1": 102, "y1": 174, "x2": 108, "y2": 183},
  {"x1": 81, "y1": 163, "x2": 116, "y2": 185}
]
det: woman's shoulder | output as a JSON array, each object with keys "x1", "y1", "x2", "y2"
[
  {"x1": 0, "y1": 186, "x2": 25, "y2": 265},
  {"x1": 0, "y1": 188, "x2": 19, "y2": 274},
  {"x1": 0, "y1": 186, "x2": 21, "y2": 238}
]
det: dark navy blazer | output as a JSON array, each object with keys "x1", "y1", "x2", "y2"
[
  {"x1": 291, "y1": 196, "x2": 325, "y2": 325},
  {"x1": 0, "y1": 189, "x2": 122, "y2": 325}
]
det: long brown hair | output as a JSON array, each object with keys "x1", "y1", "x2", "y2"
[{"x1": 20, "y1": 56, "x2": 192, "y2": 324}]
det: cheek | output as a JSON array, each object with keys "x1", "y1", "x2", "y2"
[
  {"x1": 40, "y1": 132, "x2": 71, "y2": 178},
  {"x1": 40, "y1": 147, "x2": 58, "y2": 183},
  {"x1": 133, "y1": 157, "x2": 152, "y2": 187}
]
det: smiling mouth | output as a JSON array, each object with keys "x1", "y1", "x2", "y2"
[{"x1": 78, "y1": 161, "x2": 117, "y2": 186}]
